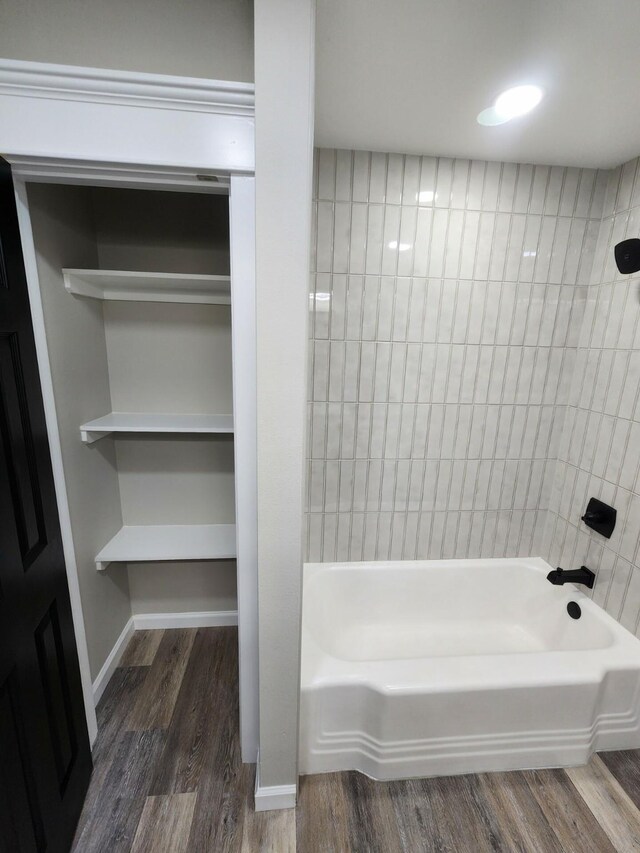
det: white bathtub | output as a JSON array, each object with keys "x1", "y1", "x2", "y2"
[{"x1": 299, "y1": 557, "x2": 640, "y2": 780}]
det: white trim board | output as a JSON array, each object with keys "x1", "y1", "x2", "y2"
[
  {"x1": 4, "y1": 65, "x2": 257, "y2": 758},
  {"x1": 229, "y1": 175, "x2": 259, "y2": 763},
  {"x1": 0, "y1": 60, "x2": 255, "y2": 174},
  {"x1": 91, "y1": 618, "x2": 135, "y2": 705},
  {"x1": 254, "y1": 752, "x2": 297, "y2": 812},
  {"x1": 132, "y1": 610, "x2": 238, "y2": 630},
  {"x1": 7, "y1": 156, "x2": 236, "y2": 192}
]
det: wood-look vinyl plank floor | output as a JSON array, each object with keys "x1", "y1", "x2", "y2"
[
  {"x1": 566, "y1": 755, "x2": 640, "y2": 852},
  {"x1": 120, "y1": 629, "x2": 164, "y2": 668},
  {"x1": 601, "y1": 749, "x2": 640, "y2": 809},
  {"x1": 127, "y1": 628, "x2": 196, "y2": 731},
  {"x1": 73, "y1": 665, "x2": 149, "y2": 844},
  {"x1": 73, "y1": 627, "x2": 640, "y2": 853},
  {"x1": 73, "y1": 730, "x2": 166, "y2": 853},
  {"x1": 477, "y1": 770, "x2": 565, "y2": 853},
  {"x1": 524, "y1": 767, "x2": 617, "y2": 853},
  {"x1": 129, "y1": 792, "x2": 197, "y2": 853},
  {"x1": 150, "y1": 626, "x2": 236, "y2": 797}
]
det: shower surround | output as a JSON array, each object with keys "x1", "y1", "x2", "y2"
[
  {"x1": 546, "y1": 157, "x2": 640, "y2": 633},
  {"x1": 308, "y1": 150, "x2": 604, "y2": 559},
  {"x1": 307, "y1": 148, "x2": 640, "y2": 634}
]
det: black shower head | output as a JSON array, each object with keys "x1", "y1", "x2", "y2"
[{"x1": 614, "y1": 238, "x2": 640, "y2": 274}]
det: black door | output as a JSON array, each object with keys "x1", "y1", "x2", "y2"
[{"x1": 0, "y1": 160, "x2": 92, "y2": 852}]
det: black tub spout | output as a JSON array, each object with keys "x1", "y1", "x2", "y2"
[{"x1": 547, "y1": 566, "x2": 595, "y2": 589}]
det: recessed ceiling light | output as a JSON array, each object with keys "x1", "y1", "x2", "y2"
[{"x1": 477, "y1": 84, "x2": 544, "y2": 126}]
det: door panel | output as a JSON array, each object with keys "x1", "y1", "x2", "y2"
[
  {"x1": 0, "y1": 669, "x2": 45, "y2": 853},
  {"x1": 0, "y1": 159, "x2": 92, "y2": 853},
  {"x1": 34, "y1": 603, "x2": 77, "y2": 793},
  {"x1": 0, "y1": 331, "x2": 47, "y2": 568}
]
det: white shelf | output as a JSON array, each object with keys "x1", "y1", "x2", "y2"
[
  {"x1": 62, "y1": 268, "x2": 231, "y2": 305},
  {"x1": 95, "y1": 523, "x2": 236, "y2": 571},
  {"x1": 80, "y1": 411, "x2": 233, "y2": 443}
]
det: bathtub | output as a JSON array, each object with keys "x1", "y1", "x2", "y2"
[{"x1": 299, "y1": 557, "x2": 640, "y2": 780}]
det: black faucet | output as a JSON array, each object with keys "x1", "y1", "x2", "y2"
[{"x1": 546, "y1": 565, "x2": 595, "y2": 589}]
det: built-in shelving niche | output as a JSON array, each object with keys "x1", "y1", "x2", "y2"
[{"x1": 46, "y1": 185, "x2": 237, "y2": 580}]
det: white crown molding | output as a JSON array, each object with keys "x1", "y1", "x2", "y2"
[{"x1": 0, "y1": 58, "x2": 254, "y2": 116}]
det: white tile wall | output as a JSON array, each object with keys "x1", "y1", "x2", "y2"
[
  {"x1": 546, "y1": 156, "x2": 640, "y2": 636},
  {"x1": 308, "y1": 148, "x2": 606, "y2": 565}
]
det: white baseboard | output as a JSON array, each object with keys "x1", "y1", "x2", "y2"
[
  {"x1": 254, "y1": 751, "x2": 297, "y2": 812},
  {"x1": 131, "y1": 610, "x2": 238, "y2": 630},
  {"x1": 92, "y1": 617, "x2": 135, "y2": 704}
]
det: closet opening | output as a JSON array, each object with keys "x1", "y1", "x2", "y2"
[{"x1": 23, "y1": 179, "x2": 246, "y2": 743}]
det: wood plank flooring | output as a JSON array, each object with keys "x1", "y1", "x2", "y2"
[{"x1": 72, "y1": 627, "x2": 640, "y2": 852}]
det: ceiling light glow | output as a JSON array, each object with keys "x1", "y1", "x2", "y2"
[
  {"x1": 477, "y1": 84, "x2": 544, "y2": 126},
  {"x1": 495, "y1": 85, "x2": 543, "y2": 120}
]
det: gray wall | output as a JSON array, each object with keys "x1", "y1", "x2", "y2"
[
  {"x1": 308, "y1": 148, "x2": 605, "y2": 563},
  {"x1": 92, "y1": 188, "x2": 230, "y2": 275},
  {"x1": 0, "y1": 0, "x2": 254, "y2": 82},
  {"x1": 27, "y1": 183, "x2": 131, "y2": 679}
]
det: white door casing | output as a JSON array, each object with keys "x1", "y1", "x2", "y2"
[{"x1": 0, "y1": 59, "x2": 258, "y2": 757}]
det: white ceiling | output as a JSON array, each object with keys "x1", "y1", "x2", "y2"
[{"x1": 315, "y1": 0, "x2": 640, "y2": 168}]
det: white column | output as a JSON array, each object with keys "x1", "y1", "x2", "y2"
[{"x1": 253, "y1": 0, "x2": 316, "y2": 810}]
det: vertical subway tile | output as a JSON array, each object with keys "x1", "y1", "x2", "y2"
[
  {"x1": 435, "y1": 157, "x2": 454, "y2": 207},
  {"x1": 386, "y1": 154, "x2": 404, "y2": 205},
  {"x1": 335, "y1": 150, "x2": 353, "y2": 201},
  {"x1": 308, "y1": 148, "x2": 640, "y2": 599},
  {"x1": 369, "y1": 152, "x2": 388, "y2": 203},
  {"x1": 418, "y1": 156, "x2": 438, "y2": 204},
  {"x1": 574, "y1": 169, "x2": 595, "y2": 218},
  {"x1": 352, "y1": 151, "x2": 371, "y2": 203},
  {"x1": 349, "y1": 204, "x2": 368, "y2": 274},
  {"x1": 498, "y1": 163, "x2": 518, "y2": 212},
  {"x1": 402, "y1": 155, "x2": 421, "y2": 204},
  {"x1": 544, "y1": 166, "x2": 565, "y2": 216},
  {"x1": 450, "y1": 158, "x2": 470, "y2": 208},
  {"x1": 317, "y1": 148, "x2": 336, "y2": 200},
  {"x1": 559, "y1": 168, "x2": 580, "y2": 217},
  {"x1": 482, "y1": 162, "x2": 501, "y2": 211}
]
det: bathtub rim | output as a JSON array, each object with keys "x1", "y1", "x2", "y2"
[{"x1": 301, "y1": 556, "x2": 640, "y2": 694}]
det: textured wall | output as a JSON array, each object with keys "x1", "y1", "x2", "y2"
[
  {"x1": 546, "y1": 157, "x2": 640, "y2": 635},
  {"x1": 308, "y1": 149, "x2": 606, "y2": 563},
  {"x1": 0, "y1": 0, "x2": 254, "y2": 82}
]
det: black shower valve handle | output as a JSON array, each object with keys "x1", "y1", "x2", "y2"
[
  {"x1": 581, "y1": 497, "x2": 616, "y2": 539},
  {"x1": 581, "y1": 510, "x2": 603, "y2": 524}
]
